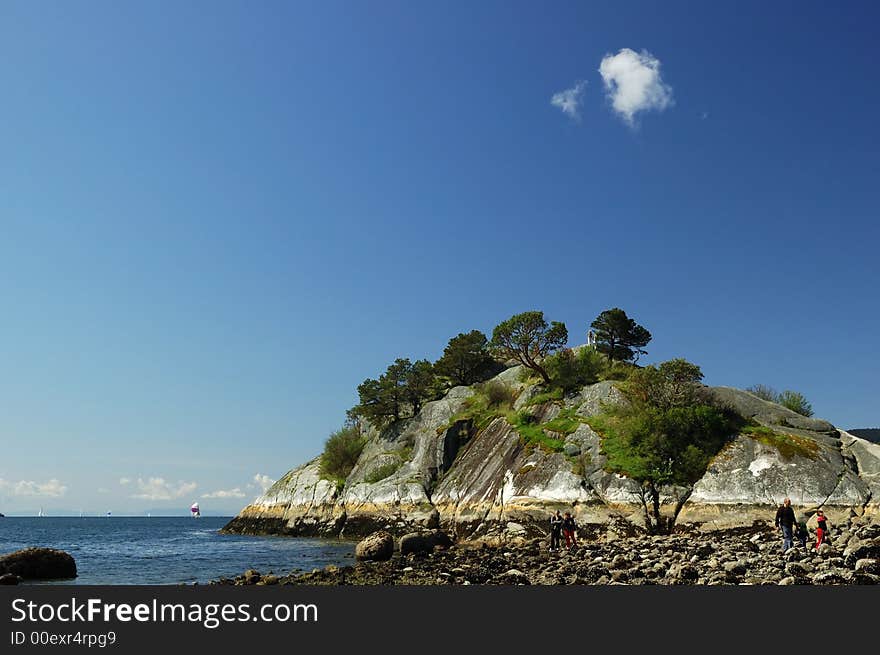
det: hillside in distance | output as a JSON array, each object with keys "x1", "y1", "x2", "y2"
[{"x1": 849, "y1": 429, "x2": 880, "y2": 444}]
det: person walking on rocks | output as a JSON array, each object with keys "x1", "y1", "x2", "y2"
[
  {"x1": 774, "y1": 498, "x2": 797, "y2": 552},
  {"x1": 561, "y1": 512, "x2": 578, "y2": 550},
  {"x1": 814, "y1": 510, "x2": 830, "y2": 549},
  {"x1": 549, "y1": 510, "x2": 563, "y2": 552}
]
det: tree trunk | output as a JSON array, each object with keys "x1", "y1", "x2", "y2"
[
  {"x1": 650, "y1": 484, "x2": 664, "y2": 534},
  {"x1": 535, "y1": 364, "x2": 551, "y2": 385}
]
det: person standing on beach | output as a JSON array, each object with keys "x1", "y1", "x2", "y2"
[
  {"x1": 774, "y1": 498, "x2": 797, "y2": 552},
  {"x1": 815, "y1": 510, "x2": 830, "y2": 549},
  {"x1": 561, "y1": 512, "x2": 578, "y2": 550},
  {"x1": 549, "y1": 510, "x2": 563, "y2": 552}
]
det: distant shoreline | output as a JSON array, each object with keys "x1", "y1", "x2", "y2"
[{"x1": 0, "y1": 514, "x2": 237, "y2": 519}]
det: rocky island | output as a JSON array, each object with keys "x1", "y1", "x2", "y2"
[{"x1": 222, "y1": 309, "x2": 879, "y2": 583}]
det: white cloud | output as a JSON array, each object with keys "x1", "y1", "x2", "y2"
[
  {"x1": 0, "y1": 478, "x2": 67, "y2": 497},
  {"x1": 598, "y1": 48, "x2": 673, "y2": 125},
  {"x1": 253, "y1": 473, "x2": 275, "y2": 492},
  {"x1": 119, "y1": 477, "x2": 131, "y2": 486},
  {"x1": 130, "y1": 477, "x2": 197, "y2": 501},
  {"x1": 551, "y1": 80, "x2": 587, "y2": 120},
  {"x1": 201, "y1": 488, "x2": 246, "y2": 499}
]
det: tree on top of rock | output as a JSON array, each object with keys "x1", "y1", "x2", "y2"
[
  {"x1": 590, "y1": 308, "x2": 652, "y2": 363},
  {"x1": 355, "y1": 358, "x2": 413, "y2": 425},
  {"x1": 434, "y1": 330, "x2": 498, "y2": 387},
  {"x1": 592, "y1": 358, "x2": 741, "y2": 533},
  {"x1": 404, "y1": 359, "x2": 437, "y2": 415},
  {"x1": 354, "y1": 358, "x2": 440, "y2": 426},
  {"x1": 490, "y1": 311, "x2": 568, "y2": 385}
]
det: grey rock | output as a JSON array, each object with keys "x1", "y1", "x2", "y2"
[
  {"x1": 0, "y1": 548, "x2": 77, "y2": 580},
  {"x1": 355, "y1": 531, "x2": 394, "y2": 561},
  {"x1": 817, "y1": 543, "x2": 838, "y2": 557},
  {"x1": 854, "y1": 558, "x2": 879, "y2": 574},
  {"x1": 812, "y1": 571, "x2": 848, "y2": 585},
  {"x1": 399, "y1": 530, "x2": 454, "y2": 556},
  {"x1": 723, "y1": 561, "x2": 748, "y2": 575},
  {"x1": 785, "y1": 562, "x2": 811, "y2": 577}
]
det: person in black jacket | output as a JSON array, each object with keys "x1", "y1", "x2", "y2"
[
  {"x1": 774, "y1": 497, "x2": 797, "y2": 552},
  {"x1": 549, "y1": 510, "x2": 563, "y2": 552}
]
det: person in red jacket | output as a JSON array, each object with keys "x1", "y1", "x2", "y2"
[{"x1": 815, "y1": 510, "x2": 830, "y2": 549}]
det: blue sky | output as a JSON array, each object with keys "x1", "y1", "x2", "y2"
[{"x1": 1, "y1": 1, "x2": 878, "y2": 514}]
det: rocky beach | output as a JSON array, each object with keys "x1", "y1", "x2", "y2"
[{"x1": 216, "y1": 513, "x2": 880, "y2": 586}]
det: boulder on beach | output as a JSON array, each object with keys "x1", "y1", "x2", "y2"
[
  {"x1": 355, "y1": 531, "x2": 394, "y2": 561},
  {"x1": 0, "y1": 548, "x2": 77, "y2": 580},
  {"x1": 0, "y1": 573, "x2": 20, "y2": 585},
  {"x1": 399, "y1": 530, "x2": 454, "y2": 556}
]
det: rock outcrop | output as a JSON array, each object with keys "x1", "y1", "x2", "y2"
[
  {"x1": 223, "y1": 365, "x2": 880, "y2": 539},
  {"x1": 0, "y1": 548, "x2": 77, "y2": 580}
]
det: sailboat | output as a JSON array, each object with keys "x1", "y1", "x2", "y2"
[
  {"x1": 38, "y1": 507, "x2": 44, "y2": 517},
  {"x1": 190, "y1": 502, "x2": 200, "y2": 518}
]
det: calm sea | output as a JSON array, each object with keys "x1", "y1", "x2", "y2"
[{"x1": 0, "y1": 517, "x2": 354, "y2": 585}]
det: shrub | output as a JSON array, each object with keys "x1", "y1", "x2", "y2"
[
  {"x1": 545, "y1": 347, "x2": 604, "y2": 393},
  {"x1": 571, "y1": 451, "x2": 593, "y2": 477},
  {"x1": 542, "y1": 407, "x2": 582, "y2": 436},
  {"x1": 747, "y1": 385, "x2": 814, "y2": 417},
  {"x1": 447, "y1": 382, "x2": 514, "y2": 433},
  {"x1": 526, "y1": 387, "x2": 564, "y2": 406},
  {"x1": 747, "y1": 384, "x2": 778, "y2": 402},
  {"x1": 599, "y1": 361, "x2": 636, "y2": 381},
  {"x1": 481, "y1": 380, "x2": 515, "y2": 409},
  {"x1": 364, "y1": 461, "x2": 402, "y2": 484},
  {"x1": 777, "y1": 390, "x2": 814, "y2": 417},
  {"x1": 510, "y1": 410, "x2": 565, "y2": 452},
  {"x1": 319, "y1": 426, "x2": 367, "y2": 485}
]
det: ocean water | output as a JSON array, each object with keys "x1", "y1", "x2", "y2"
[{"x1": 0, "y1": 517, "x2": 354, "y2": 585}]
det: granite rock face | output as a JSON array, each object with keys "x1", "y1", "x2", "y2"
[{"x1": 223, "y1": 365, "x2": 880, "y2": 539}]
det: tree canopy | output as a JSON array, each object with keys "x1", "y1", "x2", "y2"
[
  {"x1": 490, "y1": 311, "x2": 568, "y2": 385},
  {"x1": 593, "y1": 358, "x2": 740, "y2": 532},
  {"x1": 354, "y1": 358, "x2": 438, "y2": 426},
  {"x1": 434, "y1": 330, "x2": 498, "y2": 386},
  {"x1": 590, "y1": 308, "x2": 652, "y2": 363}
]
